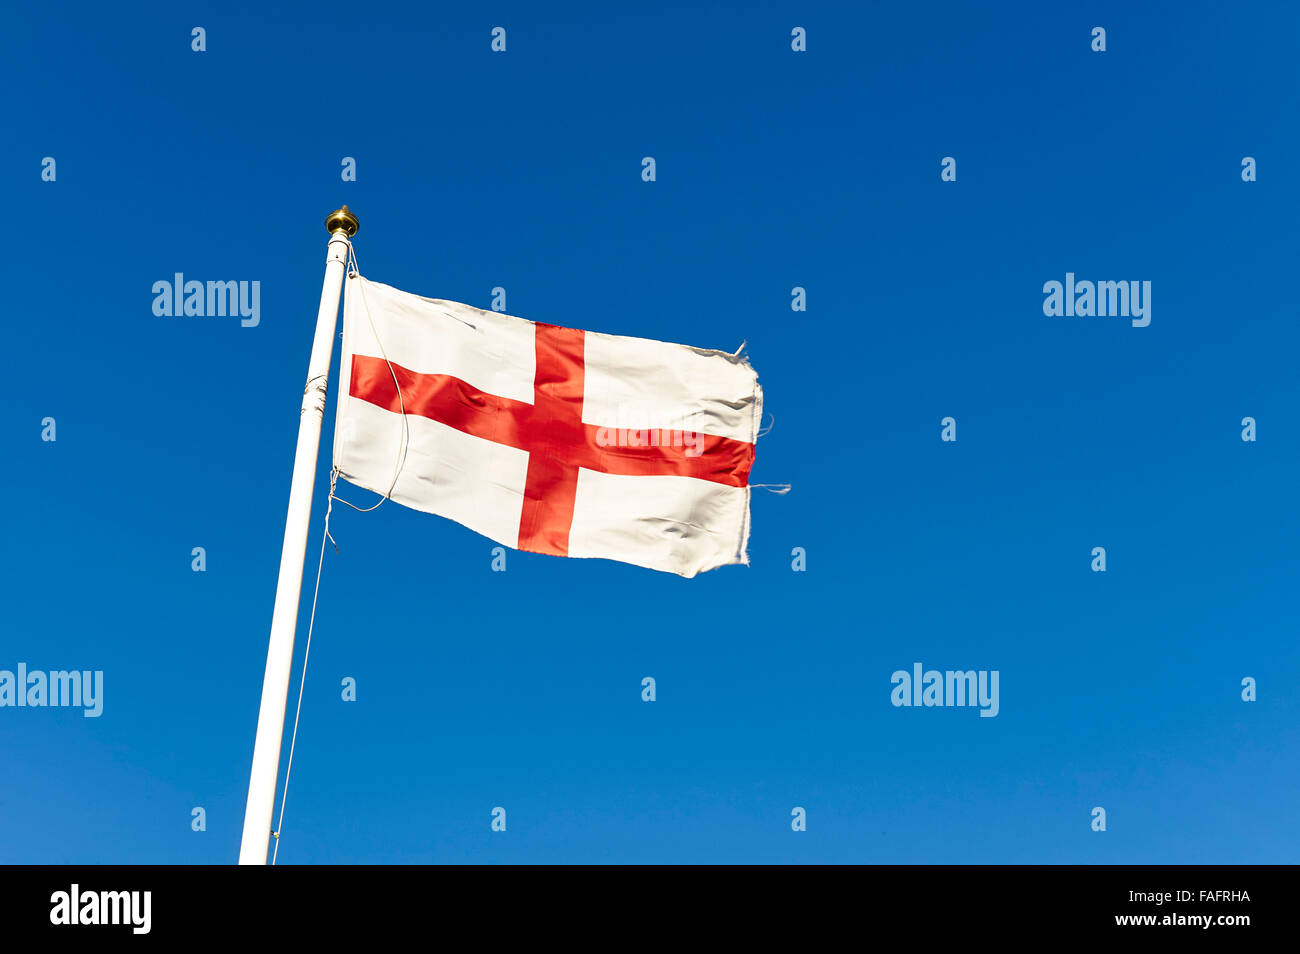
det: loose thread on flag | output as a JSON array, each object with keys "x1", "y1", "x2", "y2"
[{"x1": 751, "y1": 413, "x2": 788, "y2": 492}]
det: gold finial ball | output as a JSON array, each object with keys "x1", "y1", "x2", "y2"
[{"x1": 325, "y1": 205, "x2": 359, "y2": 237}]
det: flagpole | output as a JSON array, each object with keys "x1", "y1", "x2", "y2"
[{"x1": 237, "y1": 206, "x2": 359, "y2": 865}]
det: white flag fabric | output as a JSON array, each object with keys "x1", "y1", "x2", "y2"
[{"x1": 332, "y1": 275, "x2": 763, "y2": 577}]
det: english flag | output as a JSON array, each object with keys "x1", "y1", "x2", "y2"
[{"x1": 332, "y1": 276, "x2": 764, "y2": 577}]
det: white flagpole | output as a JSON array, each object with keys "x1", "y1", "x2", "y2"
[{"x1": 238, "y1": 206, "x2": 359, "y2": 865}]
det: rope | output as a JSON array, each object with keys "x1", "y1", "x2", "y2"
[
  {"x1": 272, "y1": 244, "x2": 415, "y2": 859},
  {"x1": 269, "y1": 444, "x2": 339, "y2": 865},
  {"x1": 269, "y1": 245, "x2": 414, "y2": 861},
  {"x1": 330, "y1": 245, "x2": 411, "y2": 514}
]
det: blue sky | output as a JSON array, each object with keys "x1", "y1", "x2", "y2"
[{"x1": 2, "y1": 0, "x2": 1296, "y2": 863}]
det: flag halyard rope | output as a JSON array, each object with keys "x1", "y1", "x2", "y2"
[
  {"x1": 329, "y1": 241, "x2": 411, "y2": 514},
  {"x1": 269, "y1": 466, "x2": 338, "y2": 865},
  {"x1": 271, "y1": 239, "x2": 408, "y2": 861}
]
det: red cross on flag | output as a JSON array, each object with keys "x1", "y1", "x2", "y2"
[{"x1": 331, "y1": 276, "x2": 764, "y2": 577}]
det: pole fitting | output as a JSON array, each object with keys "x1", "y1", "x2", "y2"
[{"x1": 325, "y1": 205, "x2": 359, "y2": 237}]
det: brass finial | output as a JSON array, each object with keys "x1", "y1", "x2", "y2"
[{"x1": 325, "y1": 205, "x2": 359, "y2": 237}]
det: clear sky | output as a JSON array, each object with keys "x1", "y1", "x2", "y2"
[{"x1": 2, "y1": 0, "x2": 1296, "y2": 863}]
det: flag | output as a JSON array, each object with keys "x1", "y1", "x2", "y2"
[{"x1": 332, "y1": 276, "x2": 763, "y2": 577}]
